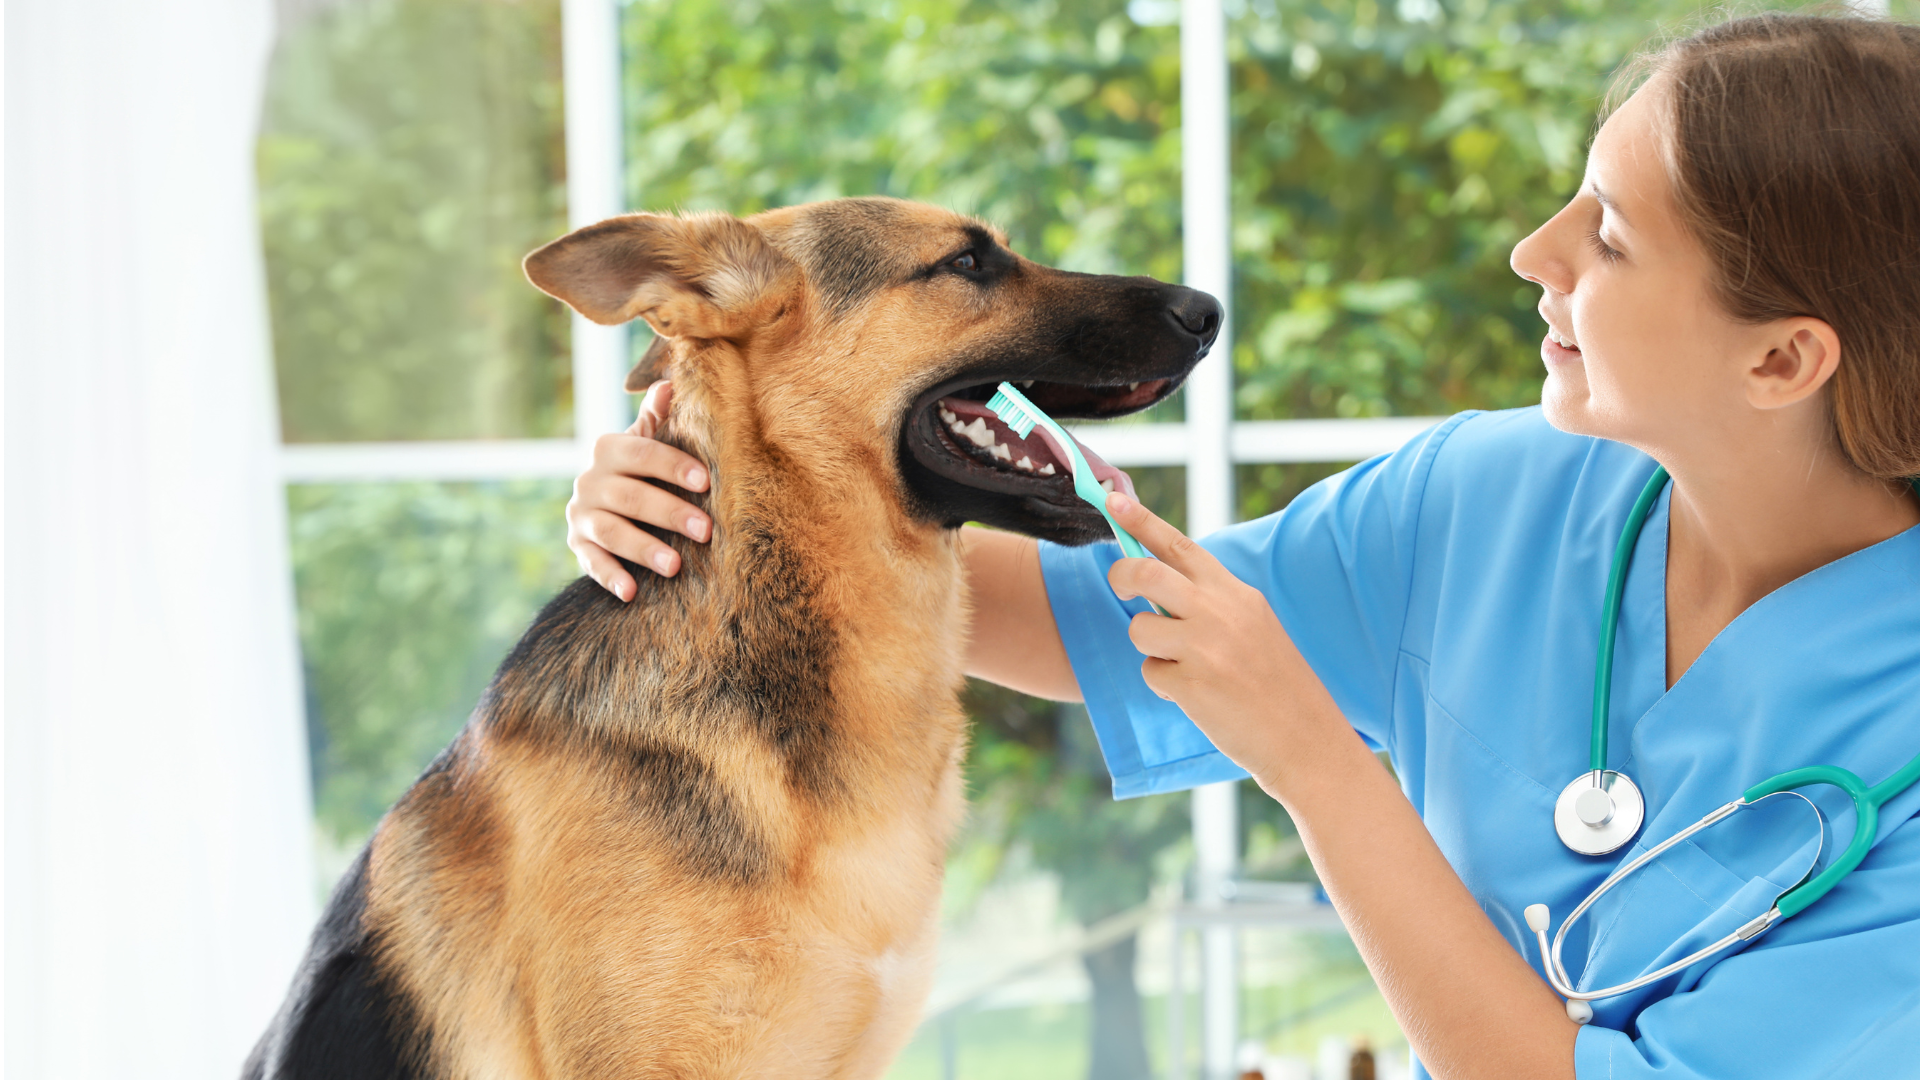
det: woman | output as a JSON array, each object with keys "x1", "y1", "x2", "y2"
[{"x1": 564, "y1": 14, "x2": 1920, "y2": 1077}]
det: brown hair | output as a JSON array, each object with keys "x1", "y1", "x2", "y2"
[{"x1": 1620, "y1": 12, "x2": 1920, "y2": 480}]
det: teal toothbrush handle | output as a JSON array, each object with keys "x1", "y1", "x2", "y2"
[
  {"x1": 1106, "y1": 517, "x2": 1150, "y2": 560},
  {"x1": 1100, "y1": 511, "x2": 1166, "y2": 615},
  {"x1": 985, "y1": 382, "x2": 1168, "y2": 614}
]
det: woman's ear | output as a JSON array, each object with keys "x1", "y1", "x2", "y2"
[
  {"x1": 1747, "y1": 317, "x2": 1841, "y2": 411},
  {"x1": 523, "y1": 211, "x2": 799, "y2": 342}
]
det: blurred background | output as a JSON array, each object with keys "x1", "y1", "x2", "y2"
[{"x1": 9, "y1": 1, "x2": 1906, "y2": 1078}]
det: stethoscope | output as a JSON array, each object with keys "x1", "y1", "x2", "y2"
[{"x1": 1530, "y1": 466, "x2": 1920, "y2": 1023}]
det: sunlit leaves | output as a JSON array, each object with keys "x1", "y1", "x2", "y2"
[
  {"x1": 621, "y1": 0, "x2": 1184, "y2": 283},
  {"x1": 289, "y1": 481, "x2": 576, "y2": 843},
  {"x1": 259, "y1": 0, "x2": 571, "y2": 442},
  {"x1": 1229, "y1": 0, "x2": 1726, "y2": 421}
]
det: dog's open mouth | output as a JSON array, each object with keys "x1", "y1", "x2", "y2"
[{"x1": 912, "y1": 378, "x2": 1178, "y2": 506}]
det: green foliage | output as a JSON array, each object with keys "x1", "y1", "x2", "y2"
[
  {"x1": 622, "y1": 0, "x2": 1186, "y2": 283},
  {"x1": 259, "y1": 0, "x2": 571, "y2": 442},
  {"x1": 962, "y1": 684, "x2": 1193, "y2": 924},
  {"x1": 1237, "y1": 461, "x2": 1348, "y2": 521},
  {"x1": 1227, "y1": 0, "x2": 1762, "y2": 421},
  {"x1": 288, "y1": 481, "x2": 577, "y2": 844}
]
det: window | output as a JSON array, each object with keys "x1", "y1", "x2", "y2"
[
  {"x1": 260, "y1": 1, "x2": 1884, "y2": 1076},
  {"x1": 260, "y1": 0, "x2": 581, "y2": 888}
]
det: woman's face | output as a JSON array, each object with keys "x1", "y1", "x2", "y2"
[{"x1": 1511, "y1": 79, "x2": 1772, "y2": 457}]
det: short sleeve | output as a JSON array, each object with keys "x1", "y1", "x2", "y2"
[
  {"x1": 1572, "y1": 815, "x2": 1920, "y2": 1079},
  {"x1": 1038, "y1": 412, "x2": 1472, "y2": 798}
]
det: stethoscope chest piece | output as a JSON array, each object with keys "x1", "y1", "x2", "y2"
[{"x1": 1554, "y1": 770, "x2": 1644, "y2": 855}]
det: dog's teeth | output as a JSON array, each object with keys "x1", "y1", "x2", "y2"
[
  {"x1": 1020, "y1": 380, "x2": 1034, "y2": 388},
  {"x1": 963, "y1": 417, "x2": 995, "y2": 447},
  {"x1": 1039, "y1": 463, "x2": 1056, "y2": 476},
  {"x1": 939, "y1": 408, "x2": 957, "y2": 424},
  {"x1": 1100, "y1": 478, "x2": 1117, "y2": 493},
  {"x1": 1016, "y1": 456, "x2": 1034, "y2": 471},
  {"x1": 949, "y1": 420, "x2": 967, "y2": 436},
  {"x1": 1128, "y1": 382, "x2": 1140, "y2": 392},
  {"x1": 991, "y1": 443, "x2": 1012, "y2": 461}
]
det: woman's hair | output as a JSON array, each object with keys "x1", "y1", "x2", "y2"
[{"x1": 1618, "y1": 12, "x2": 1920, "y2": 481}]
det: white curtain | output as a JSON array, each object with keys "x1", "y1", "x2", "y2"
[{"x1": 5, "y1": 2, "x2": 318, "y2": 1077}]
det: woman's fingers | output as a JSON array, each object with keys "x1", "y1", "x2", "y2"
[
  {"x1": 571, "y1": 506, "x2": 685, "y2": 579},
  {"x1": 567, "y1": 379, "x2": 717, "y2": 597},
  {"x1": 1108, "y1": 554, "x2": 1198, "y2": 618},
  {"x1": 1102, "y1": 492, "x2": 1224, "y2": 615},
  {"x1": 1140, "y1": 656, "x2": 1183, "y2": 701},
  {"x1": 574, "y1": 536, "x2": 639, "y2": 603},
  {"x1": 609, "y1": 381, "x2": 707, "y2": 495},
  {"x1": 631, "y1": 380, "x2": 673, "y2": 438},
  {"x1": 576, "y1": 470, "x2": 710, "y2": 542},
  {"x1": 1104, "y1": 491, "x2": 1225, "y2": 584},
  {"x1": 594, "y1": 432, "x2": 709, "y2": 495},
  {"x1": 1126, "y1": 609, "x2": 1187, "y2": 661}
]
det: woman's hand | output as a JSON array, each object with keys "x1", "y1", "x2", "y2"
[
  {"x1": 566, "y1": 381, "x2": 712, "y2": 601},
  {"x1": 1101, "y1": 491, "x2": 1346, "y2": 792}
]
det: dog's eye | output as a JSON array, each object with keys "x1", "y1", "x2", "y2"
[{"x1": 949, "y1": 252, "x2": 978, "y2": 272}]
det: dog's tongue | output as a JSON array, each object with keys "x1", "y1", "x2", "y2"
[
  {"x1": 939, "y1": 397, "x2": 1137, "y2": 499},
  {"x1": 1031, "y1": 424, "x2": 1138, "y2": 501}
]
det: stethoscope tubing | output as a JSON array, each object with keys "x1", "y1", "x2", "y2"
[
  {"x1": 1588, "y1": 467, "x2": 1670, "y2": 775},
  {"x1": 1538, "y1": 474, "x2": 1920, "y2": 1015},
  {"x1": 1528, "y1": 791, "x2": 1819, "y2": 1002}
]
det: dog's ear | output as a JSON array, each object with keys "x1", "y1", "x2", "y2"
[
  {"x1": 623, "y1": 335, "x2": 671, "y2": 393},
  {"x1": 523, "y1": 211, "x2": 798, "y2": 342}
]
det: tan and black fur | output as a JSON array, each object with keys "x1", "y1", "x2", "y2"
[{"x1": 246, "y1": 197, "x2": 1219, "y2": 1080}]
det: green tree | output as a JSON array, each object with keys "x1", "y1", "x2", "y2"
[
  {"x1": 287, "y1": 481, "x2": 577, "y2": 858},
  {"x1": 1227, "y1": 0, "x2": 1750, "y2": 423},
  {"x1": 963, "y1": 682, "x2": 1193, "y2": 1080},
  {"x1": 259, "y1": 0, "x2": 571, "y2": 442}
]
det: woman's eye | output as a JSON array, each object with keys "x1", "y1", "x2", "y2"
[
  {"x1": 1586, "y1": 230, "x2": 1624, "y2": 264},
  {"x1": 950, "y1": 252, "x2": 978, "y2": 271}
]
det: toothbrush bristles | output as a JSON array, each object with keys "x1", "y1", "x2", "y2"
[{"x1": 985, "y1": 387, "x2": 1038, "y2": 438}]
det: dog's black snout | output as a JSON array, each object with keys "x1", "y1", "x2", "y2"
[{"x1": 1166, "y1": 287, "x2": 1222, "y2": 350}]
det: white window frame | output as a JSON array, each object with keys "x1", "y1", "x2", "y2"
[{"x1": 271, "y1": 2, "x2": 1436, "y2": 1075}]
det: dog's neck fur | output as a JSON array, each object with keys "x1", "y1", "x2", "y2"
[{"x1": 613, "y1": 359, "x2": 969, "y2": 804}]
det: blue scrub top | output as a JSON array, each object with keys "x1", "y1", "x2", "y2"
[{"x1": 1040, "y1": 408, "x2": 1920, "y2": 1079}]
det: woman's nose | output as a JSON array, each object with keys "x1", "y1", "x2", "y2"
[{"x1": 1511, "y1": 211, "x2": 1577, "y2": 296}]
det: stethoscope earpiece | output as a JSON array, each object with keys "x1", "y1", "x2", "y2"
[{"x1": 1524, "y1": 903, "x2": 1591, "y2": 1022}]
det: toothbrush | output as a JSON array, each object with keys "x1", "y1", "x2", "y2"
[{"x1": 984, "y1": 382, "x2": 1167, "y2": 614}]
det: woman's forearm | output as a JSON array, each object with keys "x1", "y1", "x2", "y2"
[
  {"x1": 1263, "y1": 702, "x2": 1578, "y2": 1080},
  {"x1": 1094, "y1": 493, "x2": 1577, "y2": 1079},
  {"x1": 958, "y1": 526, "x2": 1081, "y2": 701}
]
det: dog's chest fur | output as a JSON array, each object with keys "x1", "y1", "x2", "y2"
[{"x1": 345, "y1": 424, "x2": 972, "y2": 1080}]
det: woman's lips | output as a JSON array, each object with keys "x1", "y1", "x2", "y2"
[{"x1": 1541, "y1": 334, "x2": 1583, "y2": 365}]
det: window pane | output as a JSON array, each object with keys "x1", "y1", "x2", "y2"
[
  {"x1": 1237, "y1": 461, "x2": 1349, "y2": 523},
  {"x1": 260, "y1": 0, "x2": 571, "y2": 443},
  {"x1": 1227, "y1": 0, "x2": 1761, "y2": 421},
  {"x1": 622, "y1": 1, "x2": 1181, "y2": 279},
  {"x1": 287, "y1": 480, "x2": 575, "y2": 882}
]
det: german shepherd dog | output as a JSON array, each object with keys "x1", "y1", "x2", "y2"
[{"x1": 246, "y1": 197, "x2": 1218, "y2": 1080}]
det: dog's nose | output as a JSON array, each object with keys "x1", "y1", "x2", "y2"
[{"x1": 1166, "y1": 287, "x2": 1222, "y2": 350}]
